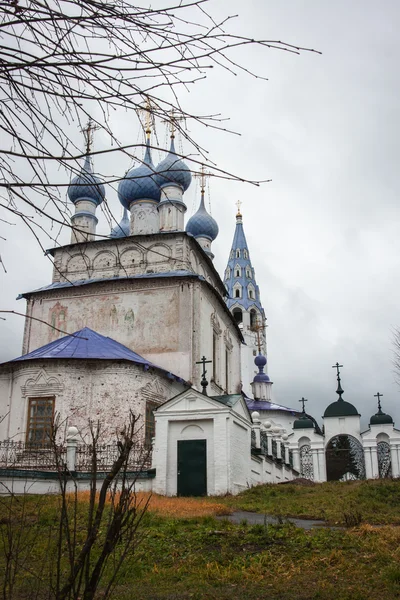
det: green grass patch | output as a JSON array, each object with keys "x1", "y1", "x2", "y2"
[
  {"x1": 2, "y1": 480, "x2": 400, "y2": 599},
  {"x1": 220, "y1": 478, "x2": 400, "y2": 525}
]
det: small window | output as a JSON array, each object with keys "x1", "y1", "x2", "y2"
[
  {"x1": 213, "y1": 332, "x2": 218, "y2": 379},
  {"x1": 246, "y1": 268, "x2": 252, "y2": 278},
  {"x1": 243, "y1": 249, "x2": 248, "y2": 259},
  {"x1": 235, "y1": 289, "x2": 240, "y2": 298},
  {"x1": 225, "y1": 267, "x2": 231, "y2": 280},
  {"x1": 236, "y1": 249, "x2": 240, "y2": 258},
  {"x1": 145, "y1": 401, "x2": 158, "y2": 448},
  {"x1": 249, "y1": 290, "x2": 254, "y2": 299},
  {"x1": 235, "y1": 269, "x2": 240, "y2": 277},
  {"x1": 26, "y1": 397, "x2": 54, "y2": 445},
  {"x1": 250, "y1": 309, "x2": 258, "y2": 330}
]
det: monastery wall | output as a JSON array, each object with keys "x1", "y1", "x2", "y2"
[{"x1": 0, "y1": 360, "x2": 186, "y2": 442}]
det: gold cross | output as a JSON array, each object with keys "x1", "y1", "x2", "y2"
[
  {"x1": 81, "y1": 119, "x2": 99, "y2": 154},
  {"x1": 195, "y1": 164, "x2": 209, "y2": 193},
  {"x1": 236, "y1": 200, "x2": 242, "y2": 216},
  {"x1": 251, "y1": 318, "x2": 267, "y2": 353},
  {"x1": 162, "y1": 109, "x2": 185, "y2": 139},
  {"x1": 137, "y1": 97, "x2": 153, "y2": 139}
]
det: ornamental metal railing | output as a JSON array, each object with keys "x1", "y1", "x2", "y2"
[
  {"x1": 271, "y1": 439, "x2": 278, "y2": 460},
  {"x1": 75, "y1": 443, "x2": 152, "y2": 471},
  {"x1": 260, "y1": 430, "x2": 268, "y2": 455},
  {"x1": 0, "y1": 440, "x2": 152, "y2": 472},
  {"x1": 0, "y1": 440, "x2": 66, "y2": 470}
]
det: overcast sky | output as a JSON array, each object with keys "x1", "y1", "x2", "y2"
[{"x1": 1, "y1": 0, "x2": 400, "y2": 428}]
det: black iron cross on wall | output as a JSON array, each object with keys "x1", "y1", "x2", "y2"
[{"x1": 196, "y1": 356, "x2": 212, "y2": 396}]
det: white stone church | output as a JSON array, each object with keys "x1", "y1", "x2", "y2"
[{"x1": 0, "y1": 127, "x2": 399, "y2": 495}]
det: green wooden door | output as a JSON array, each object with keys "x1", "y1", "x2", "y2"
[{"x1": 177, "y1": 439, "x2": 207, "y2": 497}]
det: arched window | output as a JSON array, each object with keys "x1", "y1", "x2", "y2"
[
  {"x1": 230, "y1": 250, "x2": 234, "y2": 259},
  {"x1": 225, "y1": 267, "x2": 231, "y2": 280},
  {"x1": 246, "y1": 267, "x2": 252, "y2": 278},
  {"x1": 233, "y1": 282, "x2": 242, "y2": 299},
  {"x1": 232, "y1": 308, "x2": 243, "y2": 324},
  {"x1": 250, "y1": 308, "x2": 258, "y2": 330},
  {"x1": 243, "y1": 249, "x2": 248, "y2": 259},
  {"x1": 236, "y1": 249, "x2": 240, "y2": 258}
]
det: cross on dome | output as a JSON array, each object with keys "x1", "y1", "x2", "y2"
[{"x1": 299, "y1": 397, "x2": 308, "y2": 413}]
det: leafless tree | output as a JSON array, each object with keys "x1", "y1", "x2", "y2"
[
  {"x1": 0, "y1": 411, "x2": 152, "y2": 600},
  {"x1": 0, "y1": 0, "x2": 318, "y2": 261}
]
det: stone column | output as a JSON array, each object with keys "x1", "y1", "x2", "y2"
[
  {"x1": 284, "y1": 445, "x2": 290, "y2": 465},
  {"x1": 251, "y1": 413, "x2": 261, "y2": 448},
  {"x1": 391, "y1": 444, "x2": 400, "y2": 478},
  {"x1": 371, "y1": 446, "x2": 379, "y2": 478},
  {"x1": 312, "y1": 448, "x2": 319, "y2": 482},
  {"x1": 364, "y1": 447, "x2": 373, "y2": 480},
  {"x1": 276, "y1": 438, "x2": 282, "y2": 460},
  {"x1": 292, "y1": 448, "x2": 300, "y2": 473},
  {"x1": 66, "y1": 426, "x2": 79, "y2": 472},
  {"x1": 267, "y1": 435, "x2": 273, "y2": 457},
  {"x1": 317, "y1": 448, "x2": 327, "y2": 482}
]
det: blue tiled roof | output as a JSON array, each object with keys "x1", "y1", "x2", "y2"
[
  {"x1": 224, "y1": 215, "x2": 264, "y2": 313},
  {"x1": 5, "y1": 327, "x2": 186, "y2": 383},
  {"x1": 245, "y1": 398, "x2": 299, "y2": 414}
]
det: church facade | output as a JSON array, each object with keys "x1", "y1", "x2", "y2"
[{"x1": 0, "y1": 126, "x2": 398, "y2": 494}]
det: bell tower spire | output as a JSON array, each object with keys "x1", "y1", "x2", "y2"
[{"x1": 224, "y1": 204, "x2": 267, "y2": 396}]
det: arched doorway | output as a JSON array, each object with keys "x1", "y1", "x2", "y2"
[
  {"x1": 299, "y1": 444, "x2": 314, "y2": 480},
  {"x1": 325, "y1": 435, "x2": 366, "y2": 481},
  {"x1": 377, "y1": 438, "x2": 392, "y2": 478}
]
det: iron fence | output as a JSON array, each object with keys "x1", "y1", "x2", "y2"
[
  {"x1": 0, "y1": 440, "x2": 65, "y2": 470},
  {"x1": 75, "y1": 443, "x2": 152, "y2": 471},
  {"x1": 0, "y1": 440, "x2": 152, "y2": 472},
  {"x1": 271, "y1": 439, "x2": 277, "y2": 460},
  {"x1": 260, "y1": 430, "x2": 268, "y2": 455}
]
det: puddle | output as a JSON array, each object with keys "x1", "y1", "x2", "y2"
[{"x1": 217, "y1": 510, "x2": 327, "y2": 530}]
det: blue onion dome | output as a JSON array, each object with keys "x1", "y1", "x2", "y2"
[
  {"x1": 110, "y1": 208, "x2": 130, "y2": 238},
  {"x1": 68, "y1": 154, "x2": 105, "y2": 206},
  {"x1": 155, "y1": 137, "x2": 192, "y2": 191},
  {"x1": 118, "y1": 141, "x2": 160, "y2": 208},
  {"x1": 253, "y1": 353, "x2": 270, "y2": 383},
  {"x1": 186, "y1": 192, "x2": 219, "y2": 241}
]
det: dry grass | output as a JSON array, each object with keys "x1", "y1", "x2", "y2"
[{"x1": 71, "y1": 491, "x2": 232, "y2": 518}]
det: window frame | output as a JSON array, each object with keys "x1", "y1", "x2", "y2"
[{"x1": 26, "y1": 396, "x2": 55, "y2": 446}]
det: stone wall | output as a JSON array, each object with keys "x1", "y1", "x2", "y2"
[{"x1": 0, "y1": 359, "x2": 186, "y2": 442}]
